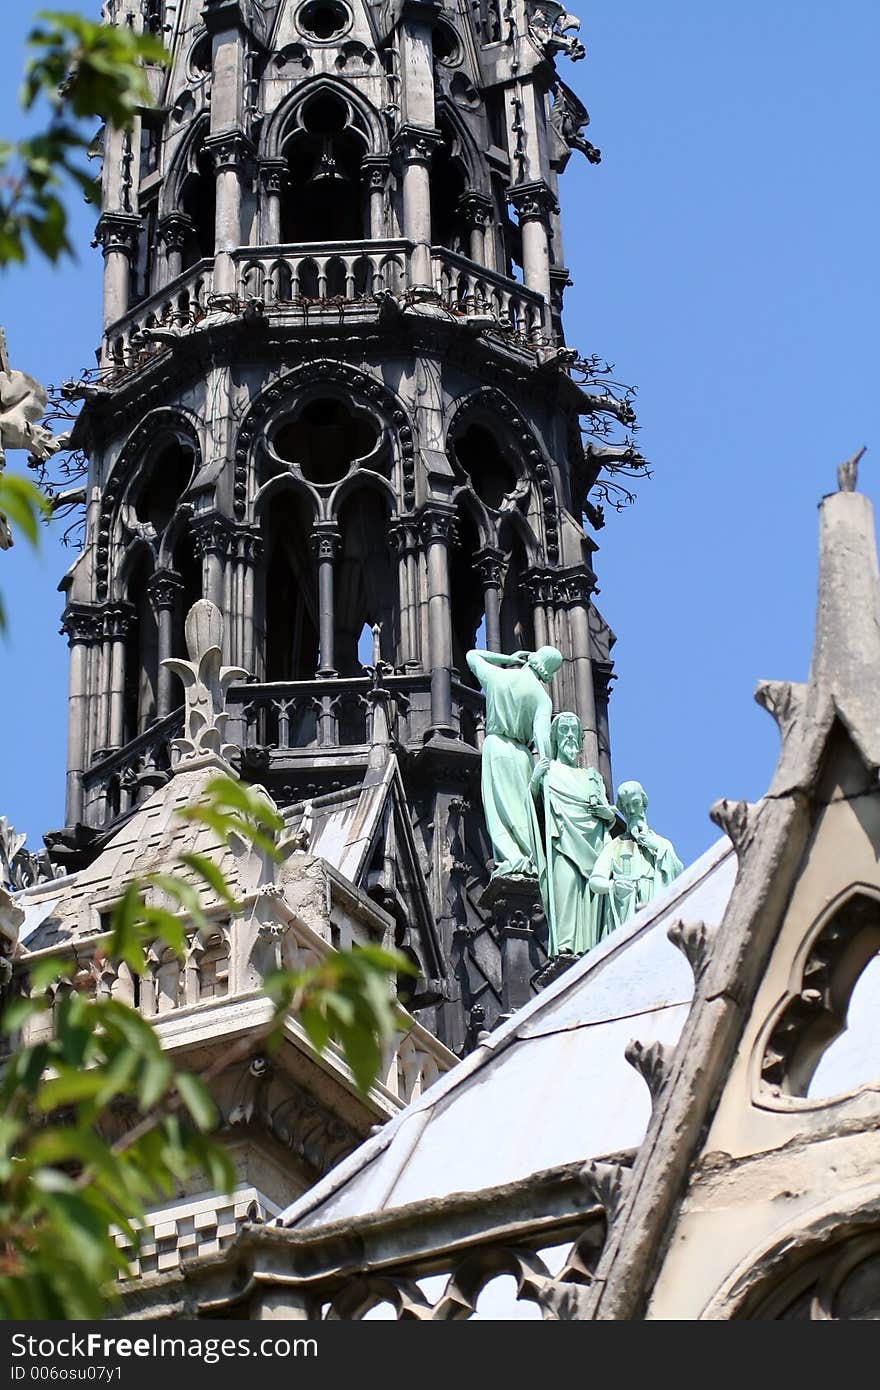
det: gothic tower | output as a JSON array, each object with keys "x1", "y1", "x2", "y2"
[{"x1": 58, "y1": 0, "x2": 619, "y2": 1052}]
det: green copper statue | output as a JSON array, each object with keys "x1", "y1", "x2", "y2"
[
  {"x1": 589, "y1": 780, "x2": 684, "y2": 933},
  {"x1": 539, "y1": 711, "x2": 616, "y2": 956},
  {"x1": 466, "y1": 646, "x2": 564, "y2": 879}
]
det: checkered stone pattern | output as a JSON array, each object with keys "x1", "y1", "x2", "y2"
[{"x1": 118, "y1": 1188, "x2": 281, "y2": 1277}]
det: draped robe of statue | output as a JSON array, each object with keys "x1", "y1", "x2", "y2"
[
  {"x1": 590, "y1": 829, "x2": 684, "y2": 935},
  {"x1": 467, "y1": 650, "x2": 556, "y2": 879},
  {"x1": 541, "y1": 762, "x2": 613, "y2": 954}
]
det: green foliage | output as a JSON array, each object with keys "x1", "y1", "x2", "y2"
[
  {"x1": 1, "y1": 11, "x2": 167, "y2": 267},
  {"x1": 0, "y1": 475, "x2": 51, "y2": 632},
  {"x1": 0, "y1": 775, "x2": 411, "y2": 1318}
]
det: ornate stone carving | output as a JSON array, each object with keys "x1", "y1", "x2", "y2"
[
  {"x1": 204, "y1": 130, "x2": 256, "y2": 174},
  {"x1": 507, "y1": 180, "x2": 559, "y2": 225},
  {"x1": 310, "y1": 524, "x2": 341, "y2": 562},
  {"x1": 625, "y1": 1037, "x2": 671, "y2": 1101},
  {"x1": 146, "y1": 568, "x2": 184, "y2": 611},
  {"x1": 457, "y1": 192, "x2": 494, "y2": 229},
  {"x1": 93, "y1": 212, "x2": 141, "y2": 258},
  {"x1": 709, "y1": 797, "x2": 757, "y2": 856},
  {"x1": 837, "y1": 444, "x2": 866, "y2": 494},
  {"x1": 156, "y1": 213, "x2": 195, "y2": 252},
  {"x1": 549, "y1": 79, "x2": 601, "y2": 168},
  {"x1": 162, "y1": 600, "x2": 249, "y2": 766},
  {"x1": 579, "y1": 1159, "x2": 630, "y2": 1221},
  {"x1": 418, "y1": 503, "x2": 459, "y2": 547},
  {"x1": 191, "y1": 514, "x2": 234, "y2": 560},
  {"x1": 61, "y1": 604, "x2": 104, "y2": 646},
  {"x1": 0, "y1": 818, "x2": 61, "y2": 891},
  {"x1": 259, "y1": 159, "x2": 288, "y2": 196},
  {"x1": 472, "y1": 546, "x2": 505, "y2": 588},
  {"x1": 553, "y1": 569, "x2": 596, "y2": 606},
  {"x1": 0, "y1": 330, "x2": 61, "y2": 535},
  {"x1": 392, "y1": 125, "x2": 443, "y2": 166},
  {"x1": 754, "y1": 679, "x2": 806, "y2": 743},
  {"x1": 667, "y1": 917, "x2": 716, "y2": 980},
  {"x1": 525, "y1": 0, "x2": 586, "y2": 61}
]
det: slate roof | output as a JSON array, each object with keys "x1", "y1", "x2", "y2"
[{"x1": 280, "y1": 836, "x2": 737, "y2": 1230}]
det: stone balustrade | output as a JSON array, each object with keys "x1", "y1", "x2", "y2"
[{"x1": 99, "y1": 242, "x2": 550, "y2": 369}]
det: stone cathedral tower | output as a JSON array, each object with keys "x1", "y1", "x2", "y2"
[{"x1": 57, "y1": 0, "x2": 618, "y2": 1053}]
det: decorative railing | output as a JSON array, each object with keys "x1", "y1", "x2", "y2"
[
  {"x1": 79, "y1": 677, "x2": 485, "y2": 824},
  {"x1": 101, "y1": 242, "x2": 550, "y2": 368},
  {"x1": 81, "y1": 709, "x2": 183, "y2": 828},
  {"x1": 16, "y1": 901, "x2": 452, "y2": 1110},
  {"x1": 431, "y1": 247, "x2": 548, "y2": 342},
  {"x1": 232, "y1": 239, "x2": 410, "y2": 305},
  {"x1": 103, "y1": 259, "x2": 214, "y2": 367}
]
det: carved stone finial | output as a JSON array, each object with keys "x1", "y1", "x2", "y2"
[
  {"x1": 709, "y1": 798, "x2": 757, "y2": 855},
  {"x1": 837, "y1": 445, "x2": 866, "y2": 493},
  {"x1": 579, "y1": 1159, "x2": 630, "y2": 1220},
  {"x1": 667, "y1": 918, "x2": 716, "y2": 980},
  {"x1": 162, "y1": 600, "x2": 248, "y2": 768},
  {"x1": 753, "y1": 679, "x2": 806, "y2": 742},
  {"x1": 624, "y1": 1037, "x2": 671, "y2": 1100}
]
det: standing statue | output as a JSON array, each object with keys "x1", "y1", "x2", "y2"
[
  {"x1": 539, "y1": 711, "x2": 616, "y2": 956},
  {"x1": 466, "y1": 646, "x2": 564, "y2": 880},
  {"x1": 589, "y1": 780, "x2": 684, "y2": 933}
]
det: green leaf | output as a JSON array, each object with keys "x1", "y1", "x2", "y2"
[
  {"x1": 174, "y1": 1073, "x2": 217, "y2": 1132},
  {"x1": 1, "y1": 995, "x2": 49, "y2": 1035},
  {"x1": 177, "y1": 853, "x2": 239, "y2": 911},
  {"x1": 138, "y1": 1053, "x2": 172, "y2": 1113},
  {"x1": 0, "y1": 474, "x2": 50, "y2": 546}
]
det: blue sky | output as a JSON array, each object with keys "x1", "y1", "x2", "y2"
[{"x1": 1, "y1": 2, "x2": 878, "y2": 866}]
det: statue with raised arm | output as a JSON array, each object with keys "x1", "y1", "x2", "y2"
[
  {"x1": 589, "y1": 780, "x2": 684, "y2": 934},
  {"x1": 466, "y1": 645, "x2": 564, "y2": 880},
  {"x1": 539, "y1": 711, "x2": 616, "y2": 956}
]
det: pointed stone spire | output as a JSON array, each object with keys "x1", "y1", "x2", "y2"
[{"x1": 760, "y1": 448, "x2": 880, "y2": 792}]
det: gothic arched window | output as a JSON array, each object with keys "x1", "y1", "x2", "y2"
[
  {"x1": 334, "y1": 485, "x2": 396, "y2": 675},
  {"x1": 280, "y1": 92, "x2": 366, "y2": 243},
  {"x1": 262, "y1": 489, "x2": 319, "y2": 681}
]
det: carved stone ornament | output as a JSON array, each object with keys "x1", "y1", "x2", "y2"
[
  {"x1": 392, "y1": 125, "x2": 443, "y2": 166},
  {"x1": 625, "y1": 1037, "x2": 671, "y2": 1101},
  {"x1": 93, "y1": 212, "x2": 141, "y2": 258},
  {"x1": 549, "y1": 79, "x2": 601, "y2": 168},
  {"x1": 709, "y1": 797, "x2": 757, "y2": 856},
  {"x1": 754, "y1": 679, "x2": 806, "y2": 743},
  {"x1": 525, "y1": 0, "x2": 586, "y2": 62},
  {"x1": 0, "y1": 329, "x2": 60, "y2": 547},
  {"x1": 162, "y1": 599, "x2": 249, "y2": 766},
  {"x1": 507, "y1": 181, "x2": 559, "y2": 225},
  {"x1": 667, "y1": 917, "x2": 716, "y2": 980}
]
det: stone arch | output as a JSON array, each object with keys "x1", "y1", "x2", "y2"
[
  {"x1": 262, "y1": 75, "x2": 387, "y2": 162},
  {"x1": 756, "y1": 883, "x2": 880, "y2": 1103},
  {"x1": 97, "y1": 410, "x2": 202, "y2": 603},
  {"x1": 702, "y1": 1194, "x2": 880, "y2": 1320},
  {"x1": 159, "y1": 113, "x2": 211, "y2": 219},
  {"x1": 234, "y1": 362, "x2": 414, "y2": 524},
  {"x1": 446, "y1": 387, "x2": 559, "y2": 565}
]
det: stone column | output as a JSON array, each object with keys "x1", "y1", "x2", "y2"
[
  {"x1": 156, "y1": 213, "x2": 194, "y2": 286},
  {"x1": 106, "y1": 604, "x2": 134, "y2": 751},
  {"x1": 473, "y1": 547, "x2": 505, "y2": 652},
  {"x1": 205, "y1": 132, "x2": 253, "y2": 297},
  {"x1": 94, "y1": 212, "x2": 140, "y2": 340},
  {"x1": 311, "y1": 523, "x2": 341, "y2": 678},
  {"x1": 419, "y1": 503, "x2": 458, "y2": 736},
  {"x1": 554, "y1": 569, "x2": 600, "y2": 768},
  {"x1": 522, "y1": 567, "x2": 553, "y2": 651},
  {"x1": 62, "y1": 606, "x2": 103, "y2": 825},
  {"x1": 147, "y1": 570, "x2": 184, "y2": 719},
  {"x1": 458, "y1": 193, "x2": 494, "y2": 270},
  {"x1": 393, "y1": 127, "x2": 442, "y2": 290},
  {"x1": 231, "y1": 527, "x2": 263, "y2": 674},
  {"x1": 507, "y1": 182, "x2": 557, "y2": 314},
  {"x1": 192, "y1": 516, "x2": 229, "y2": 613},
  {"x1": 259, "y1": 160, "x2": 287, "y2": 246},
  {"x1": 362, "y1": 156, "x2": 390, "y2": 240},
  {"x1": 389, "y1": 519, "x2": 420, "y2": 668}
]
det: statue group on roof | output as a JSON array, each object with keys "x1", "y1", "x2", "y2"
[{"x1": 467, "y1": 645, "x2": 684, "y2": 958}]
